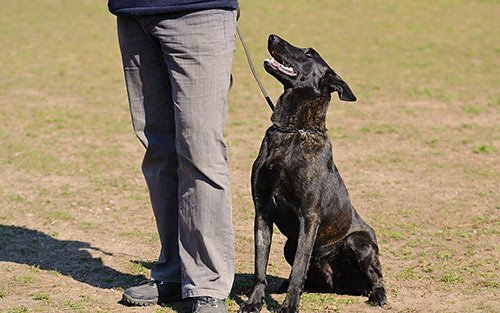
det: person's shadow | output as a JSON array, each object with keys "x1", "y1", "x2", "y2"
[
  {"x1": 0, "y1": 224, "x2": 285, "y2": 312},
  {"x1": 0, "y1": 224, "x2": 146, "y2": 289}
]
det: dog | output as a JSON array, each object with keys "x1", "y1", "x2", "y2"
[{"x1": 238, "y1": 35, "x2": 386, "y2": 313}]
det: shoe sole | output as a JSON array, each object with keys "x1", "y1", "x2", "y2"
[{"x1": 122, "y1": 293, "x2": 158, "y2": 306}]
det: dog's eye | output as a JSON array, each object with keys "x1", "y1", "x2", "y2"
[{"x1": 305, "y1": 50, "x2": 312, "y2": 57}]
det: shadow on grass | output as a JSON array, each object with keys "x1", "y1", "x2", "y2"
[
  {"x1": 229, "y1": 273, "x2": 286, "y2": 312},
  {"x1": 0, "y1": 224, "x2": 146, "y2": 289},
  {"x1": 153, "y1": 273, "x2": 286, "y2": 313},
  {"x1": 0, "y1": 224, "x2": 289, "y2": 312}
]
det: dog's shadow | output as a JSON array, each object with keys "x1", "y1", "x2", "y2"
[
  {"x1": 151, "y1": 273, "x2": 286, "y2": 313},
  {"x1": 230, "y1": 273, "x2": 285, "y2": 312}
]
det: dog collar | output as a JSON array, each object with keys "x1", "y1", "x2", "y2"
[{"x1": 271, "y1": 124, "x2": 327, "y2": 135}]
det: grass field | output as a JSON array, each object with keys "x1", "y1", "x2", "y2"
[{"x1": 0, "y1": 0, "x2": 499, "y2": 312}]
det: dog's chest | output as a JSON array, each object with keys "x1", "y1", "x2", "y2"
[
  {"x1": 269, "y1": 191, "x2": 301, "y2": 238},
  {"x1": 254, "y1": 133, "x2": 352, "y2": 238},
  {"x1": 258, "y1": 133, "x2": 332, "y2": 196},
  {"x1": 252, "y1": 153, "x2": 299, "y2": 236},
  {"x1": 259, "y1": 154, "x2": 302, "y2": 221}
]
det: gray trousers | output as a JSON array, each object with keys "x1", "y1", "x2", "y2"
[{"x1": 117, "y1": 9, "x2": 236, "y2": 299}]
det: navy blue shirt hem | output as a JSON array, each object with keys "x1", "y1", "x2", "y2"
[{"x1": 108, "y1": 1, "x2": 238, "y2": 16}]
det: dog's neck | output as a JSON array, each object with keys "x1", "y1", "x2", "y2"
[{"x1": 271, "y1": 89, "x2": 330, "y2": 132}]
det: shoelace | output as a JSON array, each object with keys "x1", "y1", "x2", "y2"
[
  {"x1": 194, "y1": 296, "x2": 219, "y2": 307},
  {"x1": 137, "y1": 279, "x2": 164, "y2": 286}
]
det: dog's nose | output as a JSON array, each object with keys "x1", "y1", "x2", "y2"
[{"x1": 269, "y1": 34, "x2": 279, "y2": 45}]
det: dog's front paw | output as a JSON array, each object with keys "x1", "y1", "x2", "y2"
[
  {"x1": 238, "y1": 300, "x2": 263, "y2": 313},
  {"x1": 368, "y1": 286, "x2": 387, "y2": 306},
  {"x1": 274, "y1": 306, "x2": 298, "y2": 313}
]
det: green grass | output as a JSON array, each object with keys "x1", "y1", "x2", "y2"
[
  {"x1": 79, "y1": 221, "x2": 100, "y2": 232},
  {"x1": 64, "y1": 300, "x2": 84, "y2": 312},
  {"x1": 29, "y1": 265, "x2": 41, "y2": 273},
  {"x1": 63, "y1": 296, "x2": 96, "y2": 313},
  {"x1": 473, "y1": 145, "x2": 497, "y2": 154},
  {"x1": 45, "y1": 210, "x2": 72, "y2": 222},
  {"x1": 128, "y1": 261, "x2": 150, "y2": 276},
  {"x1": 32, "y1": 293, "x2": 50, "y2": 301},
  {"x1": 7, "y1": 307, "x2": 29, "y2": 313},
  {"x1": 441, "y1": 271, "x2": 464, "y2": 284},
  {"x1": 425, "y1": 138, "x2": 439, "y2": 147},
  {"x1": 236, "y1": 0, "x2": 500, "y2": 104},
  {"x1": 462, "y1": 104, "x2": 483, "y2": 115},
  {"x1": 7, "y1": 194, "x2": 25, "y2": 202},
  {"x1": 360, "y1": 124, "x2": 398, "y2": 135},
  {"x1": 12, "y1": 275, "x2": 35, "y2": 285}
]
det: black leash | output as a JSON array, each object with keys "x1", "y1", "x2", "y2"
[{"x1": 236, "y1": 15, "x2": 275, "y2": 111}]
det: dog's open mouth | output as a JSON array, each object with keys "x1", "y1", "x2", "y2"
[{"x1": 265, "y1": 51, "x2": 297, "y2": 77}]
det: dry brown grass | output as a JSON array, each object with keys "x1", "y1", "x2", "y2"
[{"x1": 0, "y1": 1, "x2": 498, "y2": 312}]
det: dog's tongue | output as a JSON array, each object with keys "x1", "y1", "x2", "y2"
[{"x1": 266, "y1": 57, "x2": 297, "y2": 77}]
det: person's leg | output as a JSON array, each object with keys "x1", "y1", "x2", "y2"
[
  {"x1": 144, "y1": 9, "x2": 237, "y2": 300},
  {"x1": 117, "y1": 15, "x2": 181, "y2": 284}
]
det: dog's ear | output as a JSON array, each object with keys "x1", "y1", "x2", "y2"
[{"x1": 328, "y1": 72, "x2": 357, "y2": 102}]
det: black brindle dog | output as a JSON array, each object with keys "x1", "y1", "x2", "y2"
[{"x1": 238, "y1": 35, "x2": 386, "y2": 313}]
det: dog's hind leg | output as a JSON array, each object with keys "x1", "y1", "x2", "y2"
[
  {"x1": 304, "y1": 261, "x2": 334, "y2": 291},
  {"x1": 346, "y1": 232, "x2": 386, "y2": 306},
  {"x1": 283, "y1": 238, "x2": 296, "y2": 266},
  {"x1": 275, "y1": 239, "x2": 296, "y2": 293},
  {"x1": 278, "y1": 239, "x2": 334, "y2": 293}
]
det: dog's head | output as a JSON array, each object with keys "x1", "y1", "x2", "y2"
[{"x1": 264, "y1": 34, "x2": 356, "y2": 102}]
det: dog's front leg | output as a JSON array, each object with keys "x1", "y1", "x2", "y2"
[
  {"x1": 239, "y1": 212, "x2": 273, "y2": 313},
  {"x1": 277, "y1": 215, "x2": 320, "y2": 313}
]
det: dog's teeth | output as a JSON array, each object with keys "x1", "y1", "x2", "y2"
[{"x1": 266, "y1": 57, "x2": 297, "y2": 77}]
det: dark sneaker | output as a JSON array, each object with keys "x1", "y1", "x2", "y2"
[
  {"x1": 192, "y1": 296, "x2": 227, "y2": 313},
  {"x1": 122, "y1": 279, "x2": 181, "y2": 306}
]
